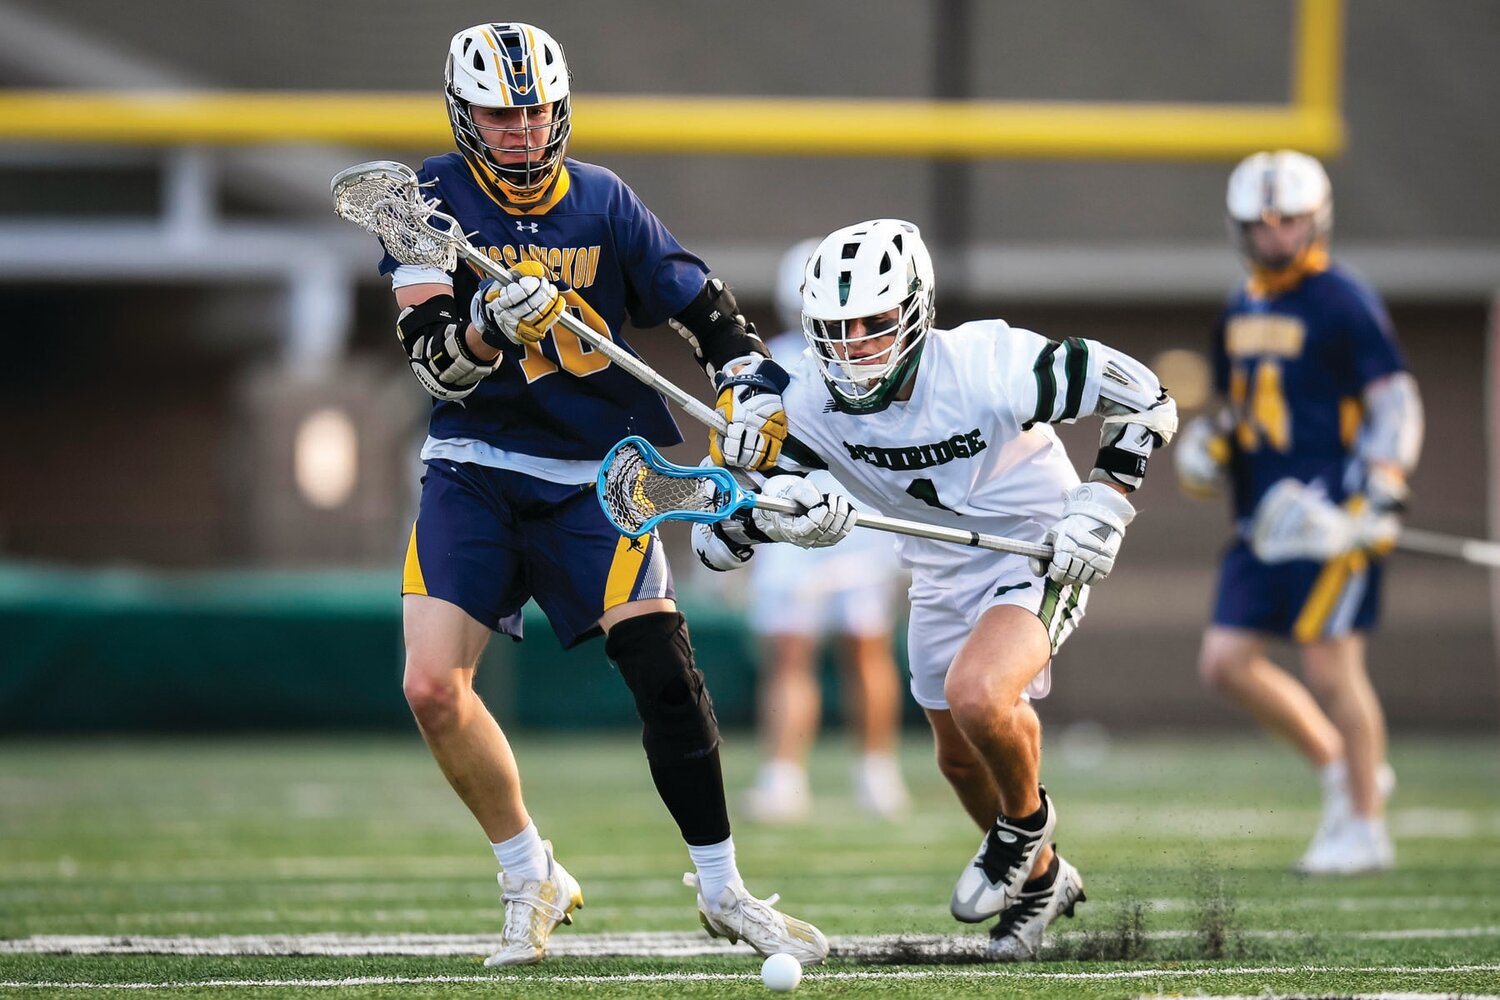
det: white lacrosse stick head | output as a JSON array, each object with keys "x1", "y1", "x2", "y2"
[{"x1": 330, "y1": 160, "x2": 464, "y2": 272}]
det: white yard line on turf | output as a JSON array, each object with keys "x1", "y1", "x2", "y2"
[
  {"x1": 2, "y1": 964, "x2": 1499, "y2": 991},
  {"x1": 4, "y1": 928, "x2": 1500, "y2": 957}
]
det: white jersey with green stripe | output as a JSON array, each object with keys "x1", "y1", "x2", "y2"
[{"x1": 780, "y1": 319, "x2": 1100, "y2": 577}]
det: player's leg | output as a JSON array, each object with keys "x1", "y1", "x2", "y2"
[
  {"x1": 944, "y1": 603, "x2": 1058, "y2": 900},
  {"x1": 743, "y1": 547, "x2": 827, "y2": 821},
  {"x1": 838, "y1": 630, "x2": 910, "y2": 818},
  {"x1": 942, "y1": 601, "x2": 1087, "y2": 957},
  {"x1": 400, "y1": 462, "x2": 580, "y2": 967},
  {"x1": 402, "y1": 593, "x2": 528, "y2": 840},
  {"x1": 1302, "y1": 633, "x2": 1387, "y2": 816},
  {"x1": 1297, "y1": 632, "x2": 1395, "y2": 873},
  {"x1": 601, "y1": 598, "x2": 828, "y2": 964},
  {"x1": 526, "y1": 482, "x2": 826, "y2": 963},
  {"x1": 828, "y1": 560, "x2": 909, "y2": 818},
  {"x1": 923, "y1": 705, "x2": 999, "y2": 830},
  {"x1": 1198, "y1": 625, "x2": 1344, "y2": 767},
  {"x1": 744, "y1": 631, "x2": 819, "y2": 822}
]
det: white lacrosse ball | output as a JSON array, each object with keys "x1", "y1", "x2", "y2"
[{"x1": 761, "y1": 952, "x2": 802, "y2": 992}]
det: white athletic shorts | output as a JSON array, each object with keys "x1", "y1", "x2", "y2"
[
  {"x1": 906, "y1": 550, "x2": 1089, "y2": 711},
  {"x1": 747, "y1": 531, "x2": 902, "y2": 639}
]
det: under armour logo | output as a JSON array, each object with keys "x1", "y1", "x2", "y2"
[{"x1": 515, "y1": 221, "x2": 539, "y2": 233}]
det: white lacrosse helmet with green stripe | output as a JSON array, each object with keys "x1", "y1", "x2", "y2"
[{"x1": 800, "y1": 219, "x2": 935, "y2": 414}]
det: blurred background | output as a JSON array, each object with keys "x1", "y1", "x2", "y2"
[{"x1": 1, "y1": 0, "x2": 1497, "y2": 736}]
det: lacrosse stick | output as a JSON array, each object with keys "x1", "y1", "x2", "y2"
[
  {"x1": 1394, "y1": 527, "x2": 1500, "y2": 569},
  {"x1": 597, "y1": 436, "x2": 1054, "y2": 560},
  {"x1": 332, "y1": 159, "x2": 730, "y2": 434}
]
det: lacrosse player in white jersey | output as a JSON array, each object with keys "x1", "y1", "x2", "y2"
[
  {"x1": 694, "y1": 219, "x2": 1177, "y2": 960},
  {"x1": 739, "y1": 241, "x2": 911, "y2": 825}
]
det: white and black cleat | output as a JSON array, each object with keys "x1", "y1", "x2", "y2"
[
  {"x1": 951, "y1": 786, "x2": 1057, "y2": 923},
  {"x1": 986, "y1": 851, "x2": 1086, "y2": 962}
]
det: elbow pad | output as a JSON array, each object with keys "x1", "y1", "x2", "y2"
[
  {"x1": 669, "y1": 278, "x2": 768, "y2": 378},
  {"x1": 1358, "y1": 372, "x2": 1423, "y2": 472},
  {"x1": 1090, "y1": 346, "x2": 1179, "y2": 492},
  {"x1": 396, "y1": 294, "x2": 496, "y2": 401}
]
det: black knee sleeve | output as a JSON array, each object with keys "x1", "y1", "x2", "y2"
[{"x1": 605, "y1": 611, "x2": 721, "y2": 764}]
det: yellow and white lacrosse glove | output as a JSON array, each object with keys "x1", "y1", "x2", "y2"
[
  {"x1": 751, "y1": 474, "x2": 857, "y2": 549},
  {"x1": 708, "y1": 354, "x2": 790, "y2": 471},
  {"x1": 471, "y1": 260, "x2": 566, "y2": 348},
  {"x1": 1031, "y1": 483, "x2": 1137, "y2": 586},
  {"x1": 1174, "y1": 414, "x2": 1230, "y2": 499}
]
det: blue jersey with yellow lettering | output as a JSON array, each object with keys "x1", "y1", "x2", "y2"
[
  {"x1": 377, "y1": 154, "x2": 708, "y2": 461},
  {"x1": 1212, "y1": 264, "x2": 1405, "y2": 522}
]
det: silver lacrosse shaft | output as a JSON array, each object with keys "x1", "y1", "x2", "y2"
[
  {"x1": 1397, "y1": 527, "x2": 1500, "y2": 568},
  {"x1": 749, "y1": 493, "x2": 1053, "y2": 559}
]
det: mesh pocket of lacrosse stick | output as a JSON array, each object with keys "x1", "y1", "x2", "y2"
[
  {"x1": 330, "y1": 159, "x2": 466, "y2": 271},
  {"x1": 597, "y1": 436, "x2": 749, "y2": 538}
]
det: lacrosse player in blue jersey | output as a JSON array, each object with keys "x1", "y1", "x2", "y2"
[
  {"x1": 1177, "y1": 150, "x2": 1423, "y2": 875},
  {"x1": 377, "y1": 22, "x2": 823, "y2": 967}
]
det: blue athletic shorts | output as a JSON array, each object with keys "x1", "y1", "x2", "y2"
[
  {"x1": 402, "y1": 460, "x2": 674, "y2": 648},
  {"x1": 1211, "y1": 539, "x2": 1382, "y2": 642}
]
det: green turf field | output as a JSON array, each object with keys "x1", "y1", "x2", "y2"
[{"x1": 2, "y1": 731, "x2": 1497, "y2": 998}]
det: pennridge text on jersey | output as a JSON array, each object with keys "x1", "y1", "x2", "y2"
[
  {"x1": 841, "y1": 428, "x2": 988, "y2": 472},
  {"x1": 477, "y1": 244, "x2": 603, "y2": 289}
]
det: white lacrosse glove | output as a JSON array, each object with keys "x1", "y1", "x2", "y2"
[
  {"x1": 691, "y1": 520, "x2": 754, "y2": 572},
  {"x1": 709, "y1": 354, "x2": 790, "y2": 472},
  {"x1": 396, "y1": 299, "x2": 498, "y2": 402},
  {"x1": 751, "y1": 474, "x2": 857, "y2": 549},
  {"x1": 471, "y1": 260, "x2": 566, "y2": 348},
  {"x1": 1031, "y1": 482, "x2": 1137, "y2": 586},
  {"x1": 1174, "y1": 414, "x2": 1230, "y2": 499},
  {"x1": 1250, "y1": 479, "x2": 1354, "y2": 562},
  {"x1": 1252, "y1": 478, "x2": 1399, "y2": 563}
]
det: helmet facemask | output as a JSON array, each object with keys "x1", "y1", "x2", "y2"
[
  {"x1": 800, "y1": 219, "x2": 936, "y2": 414},
  {"x1": 804, "y1": 287, "x2": 932, "y2": 412}
]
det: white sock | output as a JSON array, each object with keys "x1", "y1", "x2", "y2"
[
  {"x1": 1319, "y1": 759, "x2": 1348, "y2": 791},
  {"x1": 492, "y1": 821, "x2": 548, "y2": 882},
  {"x1": 858, "y1": 752, "x2": 901, "y2": 782},
  {"x1": 758, "y1": 760, "x2": 808, "y2": 796},
  {"x1": 688, "y1": 836, "x2": 742, "y2": 906}
]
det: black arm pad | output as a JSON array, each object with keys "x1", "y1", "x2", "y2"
[
  {"x1": 670, "y1": 278, "x2": 767, "y2": 377},
  {"x1": 396, "y1": 293, "x2": 462, "y2": 351}
]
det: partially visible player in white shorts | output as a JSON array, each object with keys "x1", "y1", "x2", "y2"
[
  {"x1": 741, "y1": 286, "x2": 912, "y2": 822},
  {"x1": 906, "y1": 549, "x2": 1088, "y2": 710}
]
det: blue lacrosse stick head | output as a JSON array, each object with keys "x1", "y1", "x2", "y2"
[{"x1": 597, "y1": 436, "x2": 751, "y2": 538}]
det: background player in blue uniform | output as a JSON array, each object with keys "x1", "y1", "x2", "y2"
[
  {"x1": 379, "y1": 21, "x2": 823, "y2": 966},
  {"x1": 1176, "y1": 150, "x2": 1424, "y2": 875}
]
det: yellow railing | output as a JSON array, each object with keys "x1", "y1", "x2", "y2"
[{"x1": 0, "y1": 0, "x2": 1342, "y2": 160}]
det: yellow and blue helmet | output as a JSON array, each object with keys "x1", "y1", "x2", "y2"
[{"x1": 445, "y1": 23, "x2": 572, "y2": 207}]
